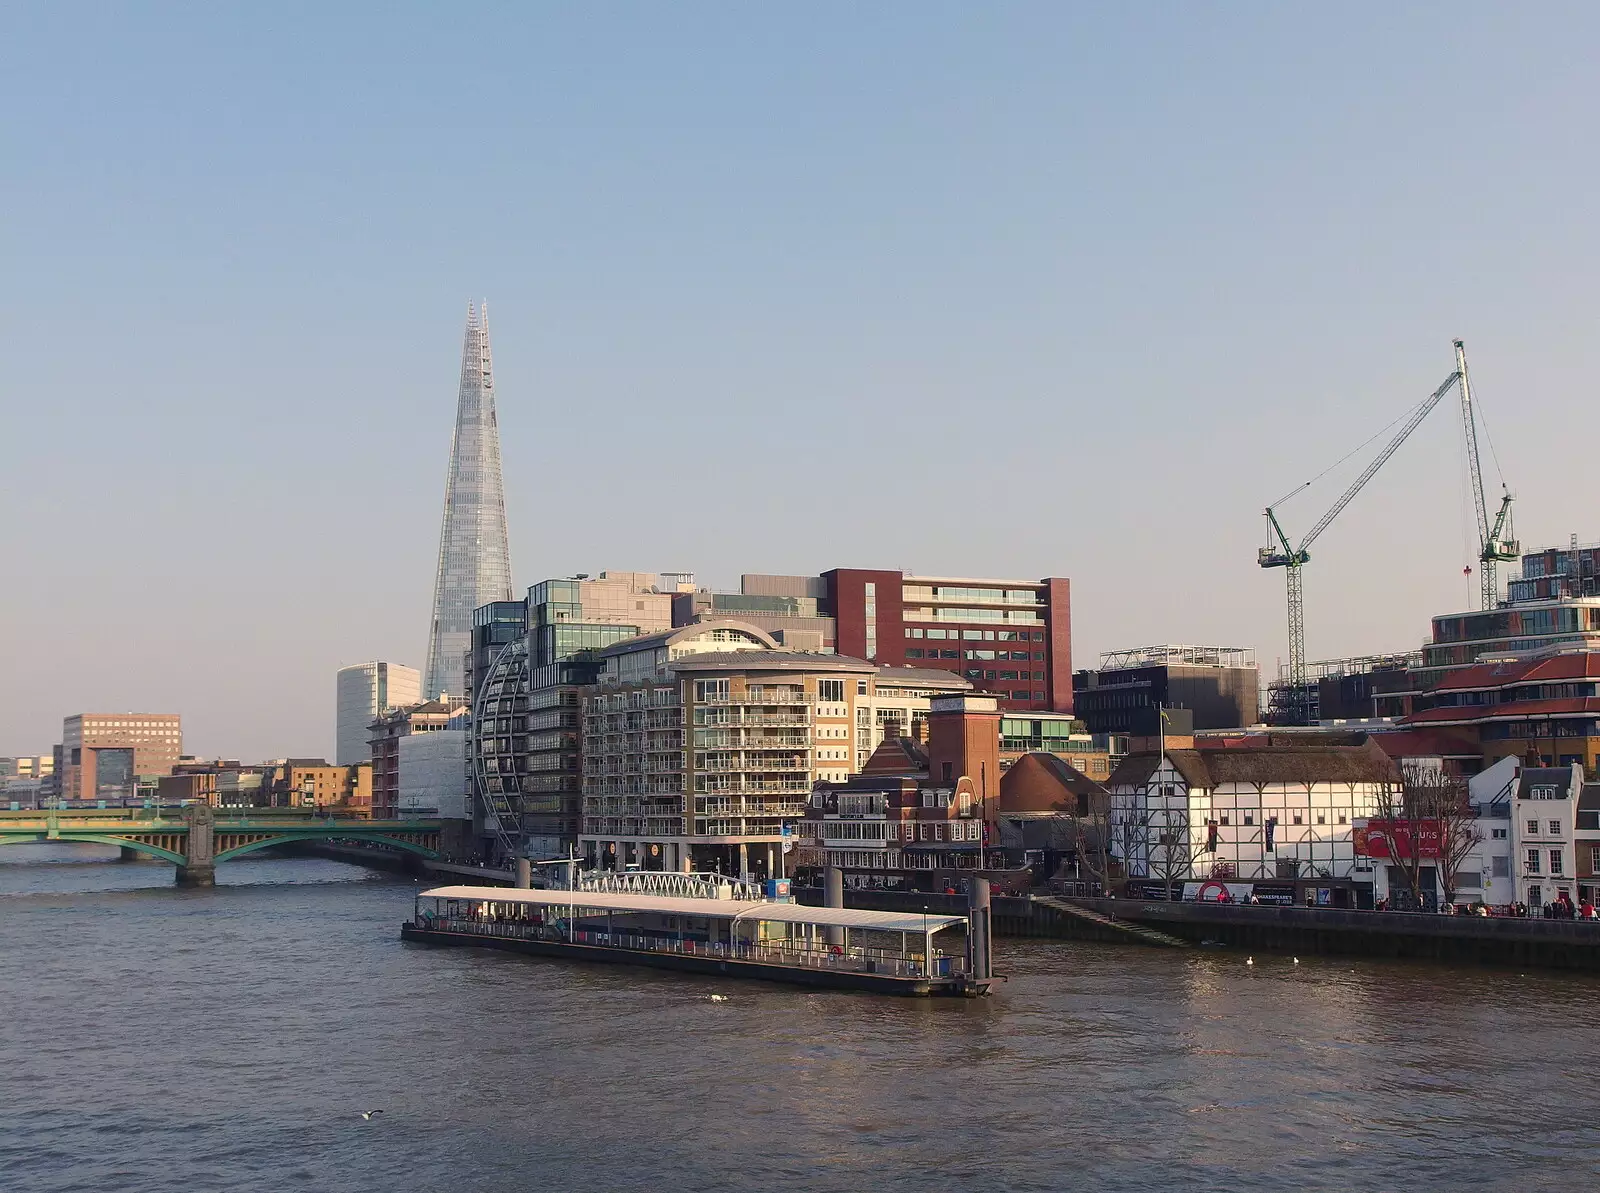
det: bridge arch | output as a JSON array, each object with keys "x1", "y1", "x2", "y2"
[
  {"x1": 214, "y1": 832, "x2": 440, "y2": 864},
  {"x1": 0, "y1": 834, "x2": 188, "y2": 866}
]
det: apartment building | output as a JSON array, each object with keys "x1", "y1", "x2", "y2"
[
  {"x1": 580, "y1": 622, "x2": 867, "y2": 878},
  {"x1": 60, "y1": 713, "x2": 182, "y2": 800},
  {"x1": 576, "y1": 620, "x2": 965, "y2": 878},
  {"x1": 739, "y1": 570, "x2": 1073, "y2": 712}
]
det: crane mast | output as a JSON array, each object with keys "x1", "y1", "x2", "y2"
[
  {"x1": 1260, "y1": 369, "x2": 1461, "y2": 724},
  {"x1": 1455, "y1": 338, "x2": 1518, "y2": 610}
]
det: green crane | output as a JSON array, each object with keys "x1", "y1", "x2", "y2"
[
  {"x1": 1260, "y1": 367, "x2": 1463, "y2": 724},
  {"x1": 1455, "y1": 339, "x2": 1518, "y2": 610}
]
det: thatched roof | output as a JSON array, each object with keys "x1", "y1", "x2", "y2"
[
  {"x1": 1109, "y1": 738, "x2": 1399, "y2": 789},
  {"x1": 1108, "y1": 749, "x2": 1211, "y2": 789}
]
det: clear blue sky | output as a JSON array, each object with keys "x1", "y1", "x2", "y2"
[{"x1": 3, "y1": 3, "x2": 1597, "y2": 760}]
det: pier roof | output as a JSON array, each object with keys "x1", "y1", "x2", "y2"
[{"x1": 418, "y1": 885, "x2": 967, "y2": 934}]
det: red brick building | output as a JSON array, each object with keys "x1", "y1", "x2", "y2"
[
  {"x1": 821, "y1": 570, "x2": 1072, "y2": 713},
  {"x1": 796, "y1": 693, "x2": 1024, "y2": 891}
]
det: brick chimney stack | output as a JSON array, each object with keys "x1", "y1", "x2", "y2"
[{"x1": 925, "y1": 694, "x2": 1002, "y2": 802}]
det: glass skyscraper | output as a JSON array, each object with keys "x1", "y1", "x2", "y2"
[{"x1": 424, "y1": 303, "x2": 514, "y2": 699}]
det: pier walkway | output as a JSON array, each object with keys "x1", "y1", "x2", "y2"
[{"x1": 1032, "y1": 896, "x2": 1191, "y2": 948}]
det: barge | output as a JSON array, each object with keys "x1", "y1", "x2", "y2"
[{"x1": 402, "y1": 884, "x2": 994, "y2": 997}]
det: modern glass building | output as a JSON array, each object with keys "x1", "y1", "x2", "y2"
[
  {"x1": 424, "y1": 303, "x2": 514, "y2": 700},
  {"x1": 335, "y1": 661, "x2": 421, "y2": 766}
]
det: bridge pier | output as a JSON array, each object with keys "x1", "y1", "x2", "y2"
[
  {"x1": 177, "y1": 804, "x2": 216, "y2": 888},
  {"x1": 117, "y1": 846, "x2": 139, "y2": 863}
]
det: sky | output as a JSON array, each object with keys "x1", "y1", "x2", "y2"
[{"x1": 2, "y1": 3, "x2": 1598, "y2": 761}]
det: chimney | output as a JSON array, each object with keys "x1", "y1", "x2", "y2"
[{"x1": 925, "y1": 694, "x2": 1002, "y2": 802}]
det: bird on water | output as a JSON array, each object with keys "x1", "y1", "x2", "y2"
[{"x1": 360, "y1": 1110, "x2": 385, "y2": 1121}]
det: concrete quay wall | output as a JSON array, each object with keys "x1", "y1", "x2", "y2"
[
  {"x1": 797, "y1": 887, "x2": 1600, "y2": 971},
  {"x1": 1076, "y1": 897, "x2": 1600, "y2": 971}
]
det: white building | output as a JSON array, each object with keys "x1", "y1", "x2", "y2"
[
  {"x1": 1364, "y1": 755, "x2": 1518, "y2": 910},
  {"x1": 1106, "y1": 737, "x2": 1400, "y2": 902},
  {"x1": 398, "y1": 728, "x2": 468, "y2": 819},
  {"x1": 1512, "y1": 764, "x2": 1582, "y2": 909},
  {"x1": 335, "y1": 661, "x2": 421, "y2": 766}
]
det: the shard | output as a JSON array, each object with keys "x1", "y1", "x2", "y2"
[{"x1": 424, "y1": 302, "x2": 514, "y2": 699}]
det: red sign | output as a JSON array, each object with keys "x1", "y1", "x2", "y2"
[{"x1": 1353, "y1": 819, "x2": 1442, "y2": 860}]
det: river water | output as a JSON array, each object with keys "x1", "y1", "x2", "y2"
[{"x1": 1, "y1": 844, "x2": 1595, "y2": 1192}]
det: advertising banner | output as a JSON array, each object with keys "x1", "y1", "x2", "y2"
[{"x1": 1353, "y1": 818, "x2": 1442, "y2": 860}]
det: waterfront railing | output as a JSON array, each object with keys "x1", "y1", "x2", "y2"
[{"x1": 418, "y1": 915, "x2": 964, "y2": 980}]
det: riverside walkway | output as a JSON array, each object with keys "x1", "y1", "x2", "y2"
[{"x1": 0, "y1": 805, "x2": 440, "y2": 885}]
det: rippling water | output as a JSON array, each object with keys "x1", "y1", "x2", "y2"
[{"x1": 1, "y1": 843, "x2": 1594, "y2": 1192}]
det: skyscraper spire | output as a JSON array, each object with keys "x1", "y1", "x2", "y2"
[{"x1": 424, "y1": 301, "x2": 514, "y2": 698}]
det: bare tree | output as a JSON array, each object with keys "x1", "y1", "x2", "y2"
[
  {"x1": 1068, "y1": 789, "x2": 1123, "y2": 894},
  {"x1": 1370, "y1": 762, "x2": 1484, "y2": 909},
  {"x1": 1404, "y1": 762, "x2": 1483, "y2": 904},
  {"x1": 1149, "y1": 802, "x2": 1193, "y2": 901}
]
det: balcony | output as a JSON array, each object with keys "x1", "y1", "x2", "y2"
[{"x1": 695, "y1": 757, "x2": 809, "y2": 772}]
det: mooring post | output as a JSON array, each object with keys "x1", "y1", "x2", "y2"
[
  {"x1": 967, "y1": 876, "x2": 993, "y2": 981},
  {"x1": 515, "y1": 857, "x2": 532, "y2": 889},
  {"x1": 824, "y1": 865, "x2": 845, "y2": 948},
  {"x1": 176, "y1": 803, "x2": 216, "y2": 887}
]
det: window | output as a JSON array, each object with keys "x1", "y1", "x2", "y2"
[
  {"x1": 857, "y1": 681, "x2": 868, "y2": 695},
  {"x1": 818, "y1": 680, "x2": 845, "y2": 703},
  {"x1": 695, "y1": 679, "x2": 729, "y2": 703},
  {"x1": 1551, "y1": 849, "x2": 1564, "y2": 875},
  {"x1": 1549, "y1": 820, "x2": 1562, "y2": 835},
  {"x1": 1316, "y1": 814, "x2": 1326, "y2": 826},
  {"x1": 941, "y1": 762, "x2": 953, "y2": 781},
  {"x1": 1491, "y1": 827, "x2": 1507, "y2": 840},
  {"x1": 1292, "y1": 814, "x2": 1303, "y2": 825},
  {"x1": 1527, "y1": 819, "x2": 1539, "y2": 835},
  {"x1": 1337, "y1": 814, "x2": 1347, "y2": 825},
  {"x1": 1243, "y1": 814, "x2": 1254, "y2": 826},
  {"x1": 1527, "y1": 849, "x2": 1542, "y2": 874},
  {"x1": 1592, "y1": 845, "x2": 1600, "y2": 873},
  {"x1": 1492, "y1": 856, "x2": 1510, "y2": 878},
  {"x1": 1219, "y1": 815, "x2": 1229, "y2": 826}
]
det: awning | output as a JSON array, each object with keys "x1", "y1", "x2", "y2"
[{"x1": 417, "y1": 884, "x2": 966, "y2": 933}]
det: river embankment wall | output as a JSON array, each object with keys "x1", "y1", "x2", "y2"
[{"x1": 798, "y1": 887, "x2": 1600, "y2": 972}]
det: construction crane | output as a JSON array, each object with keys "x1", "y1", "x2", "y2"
[
  {"x1": 1455, "y1": 339, "x2": 1518, "y2": 610},
  {"x1": 1260, "y1": 368, "x2": 1462, "y2": 724}
]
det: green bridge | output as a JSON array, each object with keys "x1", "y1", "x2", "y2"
[{"x1": 0, "y1": 805, "x2": 441, "y2": 886}]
